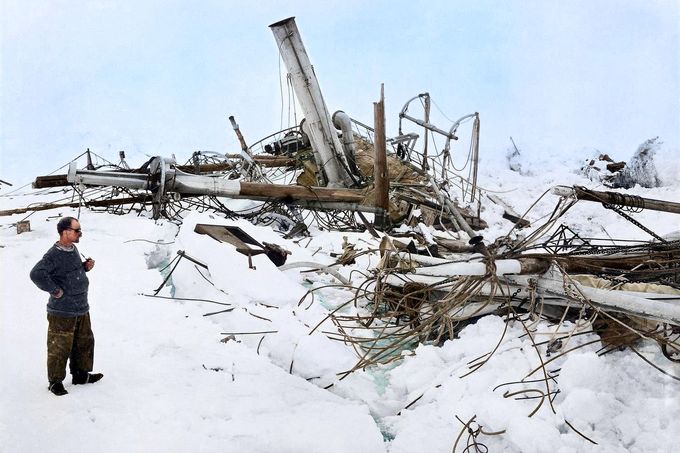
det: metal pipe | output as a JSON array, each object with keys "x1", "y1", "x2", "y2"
[
  {"x1": 399, "y1": 93, "x2": 456, "y2": 139},
  {"x1": 332, "y1": 110, "x2": 360, "y2": 176},
  {"x1": 269, "y1": 17, "x2": 351, "y2": 187},
  {"x1": 443, "y1": 113, "x2": 477, "y2": 154},
  {"x1": 67, "y1": 162, "x2": 149, "y2": 190},
  {"x1": 400, "y1": 113, "x2": 457, "y2": 139}
]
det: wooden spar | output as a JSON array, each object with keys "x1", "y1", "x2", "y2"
[
  {"x1": 486, "y1": 193, "x2": 531, "y2": 228},
  {"x1": 393, "y1": 193, "x2": 488, "y2": 230},
  {"x1": 228, "y1": 116, "x2": 250, "y2": 154},
  {"x1": 469, "y1": 114, "x2": 480, "y2": 201},
  {"x1": 33, "y1": 174, "x2": 75, "y2": 189},
  {"x1": 423, "y1": 94, "x2": 430, "y2": 171},
  {"x1": 384, "y1": 276, "x2": 680, "y2": 323},
  {"x1": 553, "y1": 185, "x2": 680, "y2": 215},
  {"x1": 509, "y1": 270, "x2": 680, "y2": 325},
  {"x1": 287, "y1": 201, "x2": 382, "y2": 213},
  {"x1": 381, "y1": 257, "x2": 680, "y2": 324},
  {"x1": 33, "y1": 158, "x2": 296, "y2": 189},
  {"x1": 224, "y1": 155, "x2": 296, "y2": 167},
  {"x1": 373, "y1": 84, "x2": 389, "y2": 228},
  {"x1": 434, "y1": 237, "x2": 474, "y2": 253},
  {"x1": 238, "y1": 182, "x2": 365, "y2": 203},
  {"x1": 58, "y1": 159, "x2": 366, "y2": 203},
  {"x1": 390, "y1": 253, "x2": 551, "y2": 277},
  {"x1": 426, "y1": 174, "x2": 480, "y2": 241},
  {"x1": 34, "y1": 163, "x2": 234, "y2": 188},
  {"x1": 0, "y1": 195, "x2": 153, "y2": 216},
  {"x1": 0, "y1": 183, "x2": 371, "y2": 217}
]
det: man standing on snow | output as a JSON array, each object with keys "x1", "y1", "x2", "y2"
[{"x1": 30, "y1": 216, "x2": 103, "y2": 396}]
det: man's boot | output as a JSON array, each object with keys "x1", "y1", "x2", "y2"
[
  {"x1": 72, "y1": 372, "x2": 104, "y2": 385},
  {"x1": 48, "y1": 382, "x2": 68, "y2": 396}
]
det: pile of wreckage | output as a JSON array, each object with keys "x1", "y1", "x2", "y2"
[{"x1": 3, "y1": 17, "x2": 679, "y2": 378}]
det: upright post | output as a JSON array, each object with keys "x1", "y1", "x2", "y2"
[
  {"x1": 86, "y1": 148, "x2": 94, "y2": 170},
  {"x1": 228, "y1": 115, "x2": 249, "y2": 155},
  {"x1": 423, "y1": 95, "x2": 430, "y2": 171},
  {"x1": 373, "y1": 84, "x2": 389, "y2": 229}
]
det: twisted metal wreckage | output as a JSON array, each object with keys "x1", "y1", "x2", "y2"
[{"x1": 4, "y1": 16, "x2": 680, "y2": 445}]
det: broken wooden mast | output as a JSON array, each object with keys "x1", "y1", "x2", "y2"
[
  {"x1": 60, "y1": 158, "x2": 373, "y2": 220},
  {"x1": 269, "y1": 17, "x2": 353, "y2": 187},
  {"x1": 373, "y1": 84, "x2": 389, "y2": 228},
  {"x1": 553, "y1": 185, "x2": 680, "y2": 215}
]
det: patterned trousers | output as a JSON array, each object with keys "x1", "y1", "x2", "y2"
[{"x1": 47, "y1": 313, "x2": 95, "y2": 383}]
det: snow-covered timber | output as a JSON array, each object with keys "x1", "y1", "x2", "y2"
[
  {"x1": 269, "y1": 17, "x2": 352, "y2": 187},
  {"x1": 388, "y1": 253, "x2": 550, "y2": 277},
  {"x1": 384, "y1": 272, "x2": 680, "y2": 325},
  {"x1": 486, "y1": 193, "x2": 530, "y2": 228},
  {"x1": 382, "y1": 254, "x2": 680, "y2": 325},
  {"x1": 509, "y1": 269, "x2": 680, "y2": 325}
]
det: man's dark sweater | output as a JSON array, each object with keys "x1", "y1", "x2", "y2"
[{"x1": 30, "y1": 243, "x2": 90, "y2": 317}]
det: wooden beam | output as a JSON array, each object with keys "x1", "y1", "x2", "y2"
[
  {"x1": 554, "y1": 186, "x2": 680, "y2": 215},
  {"x1": 487, "y1": 194, "x2": 530, "y2": 228},
  {"x1": 373, "y1": 84, "x2": 389, "y2": 228},
  {"x1": 238, "y1": 182, "x2": 365, "y2": 203},
  {"x1": 33, "y1": 158, "x2": 297, "y2": 189},
  {"x1": 0, "y1": 195, "x2": 152, "y2": 216}
]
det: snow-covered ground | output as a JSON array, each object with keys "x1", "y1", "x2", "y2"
[{"x1": 1, "y1": 146, "x2": 679, "y2": 452}]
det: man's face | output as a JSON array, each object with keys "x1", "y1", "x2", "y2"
[{"x1": 65, "y1": 220, "x2": 82, "y2": 243}]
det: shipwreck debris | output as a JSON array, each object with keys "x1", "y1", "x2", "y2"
[
  {"x1": 552, "y1": 185, "x2": 680, "y2": 214},
  {"x1": 581, "y1": 137, "x2": 663, "y2": 189},
  {"x1": 1, "y1": 15, "x2": 678, "y2": 449},
  {"x1": 16, "y1": 220, "x2": 30, "y2": 234},
  {"x1": 194, "y1": 224, "x2": 290, "y2": 268},
  {"x1": 270, "y1": 17, "x2": 357, "y2": 188}
]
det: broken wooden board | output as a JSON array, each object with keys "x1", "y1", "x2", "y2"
[{"x1": 486, "y1": 193, "x2": 530, "y2": 228}]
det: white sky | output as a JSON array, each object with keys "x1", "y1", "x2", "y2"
[{"x1": 1, "y1": 0, "x2": 679, "y2": 184}]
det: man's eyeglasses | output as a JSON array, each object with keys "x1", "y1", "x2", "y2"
[{"x1": 66, "y1": 227, "x2": 82, "y2": 233}]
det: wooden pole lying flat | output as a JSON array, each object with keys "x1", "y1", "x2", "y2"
[
  {"x1": 33, "y1": 158, "x2": 297, "y2": 189},
  {"x1": 0, "y1": 195, "x2": 153, "y2": 216},
  {"x1": 238, "y1": 182, "x2": 365, "y2": 203},
  {"x1": 373, "y1": 83, "x2": 389, "y2": 229},
  {"x1": 553, "y1": 186, "x2": 680, "y2": 215}
]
